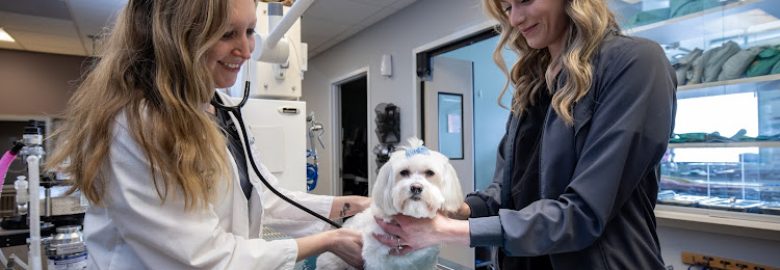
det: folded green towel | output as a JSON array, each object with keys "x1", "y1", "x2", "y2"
[
  {"x1": 772, "y1": 59, "x2": 780, "y2": 74},
  {"x1": 746, "y1": 46, "x2": 780, "y2": 77}
]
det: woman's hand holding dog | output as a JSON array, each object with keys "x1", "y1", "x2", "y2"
[
  {"x1": 295, "y1": 227, "x2": 364, "y2": 268},
  {"x1": 373, "y1": 213, "x2": 470, "y2": 256},
  {"x1": 328, "y1": 228, "x2": 365, "y2": 268}
]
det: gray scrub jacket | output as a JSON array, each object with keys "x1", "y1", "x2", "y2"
[{"x1": 465, "y1": 33, "x2": 677, "y2": 269}]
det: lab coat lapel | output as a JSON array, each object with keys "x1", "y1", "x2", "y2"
[
  {"x1": 232, "y1": 113, "x2": 268, "y2": 238},
  {"x1": 216, "y1": 91, "x2": 253, "y2": 237},
  {"x1": 225, "y1": 150, "x2": 251, "y2": 237}
]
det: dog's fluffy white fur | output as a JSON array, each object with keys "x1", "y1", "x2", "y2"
[{"x1": 316, "y1": 138, "x2": 463, "y2": 270}]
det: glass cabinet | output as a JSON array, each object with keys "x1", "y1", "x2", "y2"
[{"x1": 611, "y1": 0, "x2": 780, "y2": 216}]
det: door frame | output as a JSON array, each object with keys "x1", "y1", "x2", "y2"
[
  {"x1": 411, "y1": 21, "x2": 494, "y2": 139},
  {"x1": 410, "y1": 22, "x2": 494, "y2": 270},
  {"x1": 330, "y1": 67, "x2": 370, "y2": 196}
]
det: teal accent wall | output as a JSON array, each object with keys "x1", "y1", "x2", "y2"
[{"x1": 440, "y1": 36, "x2": 517, "y2": 191}]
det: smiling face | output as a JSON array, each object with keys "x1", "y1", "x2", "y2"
[
  {"x1": 206, "y1": 0, "x2": 257, "y2": 88},
  {"x1": 500, "y1": 0, "x2": 570, "y2": 56}
]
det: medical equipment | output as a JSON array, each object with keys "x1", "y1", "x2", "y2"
[
  {"x1": 242, "y1": 1, "x2": 309, "y2": 99},
  {"x1": 0, "y1": 121, "x2": 85, "y2": 270},
  {"x1": 13, "y1": 175, "x2": 28, "y2": 215},
  {"x1": 213, "y1": 0, "x2": 341, "y2": 228},
  {"x1": 13, "y1": 122, "x2": 46, "y2": 270},
  {"x1": 254, "y1": 0, "x2": 312, "y2": 64},
  {"x1": 45, "y1": 225, "x2": 87, "y2": 270},
  {"x1": 211, "y1": 82, "x2": 341, "y2": 229},
  {"x1": 305, "y1": 156, "x2": 318, "y2": 192},
  {"x1": 373, "y1": 103, "x2": 401, "y2": 172},
  {"x1": 306, "y1": 113, "x2": 324, "y2": 192},
  {"x1": 0, "y1": 142, "x2": 24, "y2": 191}
]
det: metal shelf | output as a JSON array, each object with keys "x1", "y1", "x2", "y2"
[
  {"x1": 677, "y1": 73, "x2": 780, "y2": 93},
  {"x1": 655, "y1": 205, "x2": 780, "y2": 241},
  {"x1": 624, "y1": 0, "x2": 780, "y2": 45},
  {"x1": 668, "y1": 141, "x2": 780, "y2": 148}
]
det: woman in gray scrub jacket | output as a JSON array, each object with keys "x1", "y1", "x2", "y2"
[{"x1": 374, "y1": 0, "x2": 677, "y2": 269}]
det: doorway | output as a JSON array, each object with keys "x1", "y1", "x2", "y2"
[
  {"x1": 415, "y1": 26, "x2": 498, "y2": 270},
  {"x1": 336, "y1": 75, "x2": 369, "y2": 196}
]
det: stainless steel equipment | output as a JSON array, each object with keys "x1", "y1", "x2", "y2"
[{"x1": 44, "y1": 225, "x2": 87, "y2": 270}]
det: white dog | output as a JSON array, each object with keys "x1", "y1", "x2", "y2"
[{"x1": 317, "y1": 138, "x2": 463, "y2": 270}]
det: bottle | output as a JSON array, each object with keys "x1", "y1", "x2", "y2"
[{"x1": 14, "y1": 176, "x2": 28, "y2": 215}]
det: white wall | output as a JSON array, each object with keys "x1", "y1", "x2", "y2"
[{"x1": 302, "y1": 0, "x2": 487, "y2": 195}]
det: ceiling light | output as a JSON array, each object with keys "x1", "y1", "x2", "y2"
[{"x1": 0, "y1": 28, "x2": 15, "y2": 43}]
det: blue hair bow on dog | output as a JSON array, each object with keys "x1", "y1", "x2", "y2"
[{"x1": 405, "y1": 146, "x2": 430, "y2": 158}]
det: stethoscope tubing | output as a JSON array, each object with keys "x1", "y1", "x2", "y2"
[{"x1": 212, "y1": 82, "x2": 342, "y2": 229}]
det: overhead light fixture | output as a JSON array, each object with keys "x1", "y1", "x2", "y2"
[{"x1": 0, "y1": 28, "x2": 15, "y2": 43}]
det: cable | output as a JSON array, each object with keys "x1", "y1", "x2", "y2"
[
  {"x1": 212, "y1": 79, "x2": 341, "y2": 229},
  {"x1": 231, "y1": 107, "x2": 341, "y2": 229}
]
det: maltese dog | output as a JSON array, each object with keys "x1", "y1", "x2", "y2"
[{"x1": 317, "y1": 138, "x2": 463, "y2": 270}]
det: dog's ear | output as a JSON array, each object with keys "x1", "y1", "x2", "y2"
[
  {"x1": 371, "y1": 162, "x2": 397, "y2": 216},
  {"x1": 440, "y1": 161, "x2": 464, "y2": 214}
]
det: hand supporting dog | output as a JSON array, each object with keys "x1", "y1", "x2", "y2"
[
  {"x1": 373, "y1": 213, "x2": 470, "y2": 256},
  {"x1": 316, "y1": 138, "x2": 463, "y2": 270}
]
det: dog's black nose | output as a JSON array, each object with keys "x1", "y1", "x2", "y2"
[{"x1": 410, "y1": 184, "x2": 423, "y2": 195}]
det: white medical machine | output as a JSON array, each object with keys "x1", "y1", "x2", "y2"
[
  {"x1": 212, "y1": 0, "x2": 341, "y2": 229},
  {"x1": 224, "y1": 0, "x2": 312, "y2": 194}
]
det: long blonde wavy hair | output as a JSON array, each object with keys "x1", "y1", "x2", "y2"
[
  {"x1": 47, "y1": 0, "x2": 236, "y2": 210},
  {"x1": 483, "y1": 0, "x2": 620, "y2": 124}
]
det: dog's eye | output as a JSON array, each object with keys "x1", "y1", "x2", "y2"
[
  {"x1": 400, "y1": 169, "x2": 410, "y2": 177},
  {"x1": 424, "y1": 170, "x2": 435, "y2": 177}
]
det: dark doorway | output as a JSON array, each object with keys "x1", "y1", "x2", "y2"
[{"x1": 339, "y1": 76, "x2": 368, "y2": 196}]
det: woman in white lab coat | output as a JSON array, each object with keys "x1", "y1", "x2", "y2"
[{"x1": 46, "y1": 0, "x2": 368, "y2": 269}]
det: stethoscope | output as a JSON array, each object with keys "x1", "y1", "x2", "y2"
[{"x1": 210, "y1": 81, "x2": 342, "y2": 229}]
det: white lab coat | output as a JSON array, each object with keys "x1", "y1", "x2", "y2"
[{"x1": 85, "y1": 95, "x2": 335, "y2": 269}]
